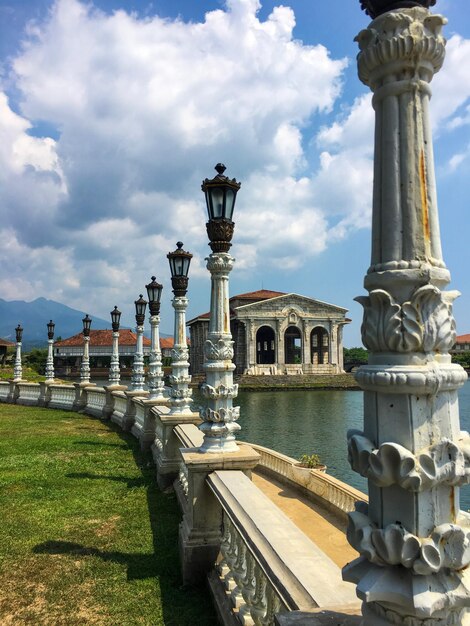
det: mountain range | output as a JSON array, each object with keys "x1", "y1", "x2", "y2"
[{"x1": 0, "y1": 298, "x2": 111, "y2": 349}]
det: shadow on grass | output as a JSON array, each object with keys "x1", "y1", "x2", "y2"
[
  {"x1": 65, "y1": 471, "x2": 146, "y2": 488},
  {"x1": 72, "y1": 440, "x2": 128, "y2": 448},
  {"x1": 33, "y1": 540, "x2": 160, "y2": 581}
]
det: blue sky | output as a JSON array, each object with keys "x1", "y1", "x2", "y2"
[{"x1": 0, "y1": 0, "x2": 469, "y2": 347}]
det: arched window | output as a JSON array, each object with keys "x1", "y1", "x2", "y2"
[
  {"x1": 311, "y1": 327, "x2": 329, "y2": 365},
  {"x1": 256, "y1": 326, "x2": 275, "y2": 364},
  {"x1": 284, "y1": 326, "x2": 302, "y2": 364}
]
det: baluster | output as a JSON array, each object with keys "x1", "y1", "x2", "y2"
[
  {"x1": 230, "y1": 538, "x2": 247, "y2": 607},
  {"x1": 238, "y1": 551, "x2": 257, "y2": 626},
  {"x1": 223, "y1": 519, "x2": 238, "y2": 590},
  {"x1": 250, "y1": 563, "x2": 268, "y2": 626},
  {"x1": 260, "y1": 586, "x2": 283, "y2": 626}
]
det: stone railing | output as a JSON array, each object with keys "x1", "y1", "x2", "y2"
[
  {"x1": 83, "y1": 386, "x2": 107, "y2": 418},
  {"x1": 207, "y1": 470, "x2": 358, "y2": 623},
  {"x1": 48, "y1": 384, "x2": 76, "y2": 410},
  {"x1": 0, "y1": 381, "x2": 11, "y2": 402},
  {"x1": 245, "y1": 442, "x2": 367, "y2": 522},
  {"x1": 110, "y1": 391, "x2": 127, "y2": 425},
  {"x1": 16, "y1": 382, "x2": 42, "y2": 406}
]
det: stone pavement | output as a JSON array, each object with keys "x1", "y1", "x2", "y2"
[{"x1": 252, "y1": 471, "x2": 359, "y2": 568}]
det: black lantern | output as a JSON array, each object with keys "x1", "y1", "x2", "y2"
[
  {"x1": 47, "y1": 320, "x2": 55, "y2": 340},
  {"x1": 15, "y1": 324, "x2": 23, "y2": 343},
  {"x1": 82, "y1": 314, "x2": 92, "y2": 337},
  {"x1": 146, "y1": 276, "x2": 163, "y2": 316},
  {"x1": 111, "y1": 306, "x2": 121, "y2": 332},
  {"x1": 134, "y1": 294, "x2": 147, "y2": 326},
  {"x1": 359, "y1": 0, "x2": 436, "y2": 18},
  {"x1": 201, "y1": 163, "x2": 241, "y2": 252},
  {"x1": 167, "y1": 242, "x2": 193, "y2": 297}
]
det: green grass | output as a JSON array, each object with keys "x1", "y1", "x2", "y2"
[
  {"x1": 0, "y1": 366, "x2": 46, "y2": 382},
  {"x1": 0, "y1": 404, "x2": 218, "y2": 625}
]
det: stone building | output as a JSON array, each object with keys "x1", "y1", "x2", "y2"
[{"x1": 187, "y1": 289, "x2": 350, "y2": 376}]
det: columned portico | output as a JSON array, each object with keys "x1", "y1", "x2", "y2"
[{"x1": 188, "y1": 290, "x2": 350, "y2": 376}]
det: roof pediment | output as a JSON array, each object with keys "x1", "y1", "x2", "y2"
[{"x1": 233, "y1": 293, "x2": 348, "y2": 316}]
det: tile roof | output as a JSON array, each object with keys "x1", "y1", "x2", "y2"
[
  {"x1": 55, "y1": 329, "x2": 151, "y2": 347},
  {"x1": 0, "y1": 338, "x2": 15, "y2": 347},
  {"x1": 160, "y1": 337, "x2": 190, "y2": 348},
  {"x1": 231, "y1": 289, "x2": 286, "y2": 300},
  {"x1": 456, "y1": 334, "x2": 470, "y2": 343}
]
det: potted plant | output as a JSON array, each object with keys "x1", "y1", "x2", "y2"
[{"x1": 291, "y1": 453, "x2": 327, "y2": 486}]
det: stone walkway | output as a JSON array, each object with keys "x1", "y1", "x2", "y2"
[{"x1": 252, "y1": 470, "x2": 359, "y2": 569}]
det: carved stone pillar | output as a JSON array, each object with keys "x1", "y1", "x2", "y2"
[
  {"x1": 246, "y1": 319, "x2": 256, "y2": 372},
  {"x1": 199, "y1": 253, "x2": 240, "y2": 453},
  {"x1": 131, "y1": 324, "x2": 145, "y2": 392},
  {"x1": 168, "y1": 296, "x2": 193, "y2": 417},
  {"x1": 13, "y1": 340, "x2": 22, "y2": 382},
  {"x1": 147, "y1": 314, "x2": 165, "y2": 401},
  {"x1": 276, "y1": 319, "x2": 285, "y2": 370},
  {"x1": 108, "y1": 331, "x2": 120, "y2": 386},
  {"x1": 343, "y1": 5, "x2": 470, "y2": 625},
  {"x1": 45, "y1": 338, "x2": 54, "y2": 382},
  {"x1": 80, "y1": 336, "x2": 91, "y2": 383}
]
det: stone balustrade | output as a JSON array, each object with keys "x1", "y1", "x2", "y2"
[
  {"x1": 83, "y1": 387, "x2": 107, "y2": 418},
  {"x1": 207, "y1": 470, "x2": 358, "y2": 623},
  {"x1": 245, "y1": 442, "x2": 367, "y2": 522},
  {"x1": 0, "y1": 379, "x2": 363, "y2": 624},
  {"x1": 16, "y1": 382, "x2": 42, "y2": 406},
  {"x1": 48, "y1": 384, "x2": 75, "y2": 410}
]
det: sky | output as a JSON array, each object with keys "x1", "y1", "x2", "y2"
[{"x1": 0, "y1": 0, "x2": 469, "y2": 346}]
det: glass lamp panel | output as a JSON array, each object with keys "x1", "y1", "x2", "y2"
[
  {"x1": 83, "y1": 315, "x2": 92, "y2": 332},
  {"x1": 182, "y1": 255, "x2": 191, "y2": 276},
  {"x1": 111, "y1": 307, "x2": 121, "y2": 325},
  {"x1": 174, "y1": 256, "x2": 184, "y2": 276},
  {"x1": 210, "y1": 187, "x2": 224, "y2": 218},
  {"x1": 15, "y1": 325, "x2": 23, "y2": 342},
  {"x1": 225, "y1": 188, "x2": 235, "y2": 220}
]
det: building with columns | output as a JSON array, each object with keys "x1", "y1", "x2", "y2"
[{"x1": 188, "y1": 289, "x2": 350, "y2": 376}]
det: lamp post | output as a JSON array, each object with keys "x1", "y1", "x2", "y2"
[
  {"x1": 13, "y1": 324, "x2": 23, "y2": 381},
  {"x1": 131, "y1": 295, "x2": 147, "y2": 392},
  {"x1": 80, "y1": 314, "x2": 92, "y2": 383},
  {"x1": 343, "y1": 3, "x2": 470, "y2": 625},
  {"x1": 45, "y1": 320, "x2": 55, "y2": 382},
  {"x1": 146, "y1": 276, "x2": 165, "y2": 401},
  {"x1": 199, "y1": 163, "x2": 241, "y2": 452},
  {"x1": 109, "y1": 306, "x2": 121, "y2": 385},
  {"x1": 167, "y1": 242, "x2": 193, "y2": 416}
]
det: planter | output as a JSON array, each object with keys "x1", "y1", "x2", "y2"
[{"x1": 291, "y1": 463, "x2": 327, "y2": 487}]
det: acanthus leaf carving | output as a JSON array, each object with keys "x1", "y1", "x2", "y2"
[
  {"x1": 356, "y1": 286, "x2": 458, "y2": 354},
  {"x1": 204, "y1": 338, "x2": 234, "y2": 361}
]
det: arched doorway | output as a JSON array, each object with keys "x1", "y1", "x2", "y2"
[
  {"x1": 256, "y1": 326, "x2": 275, "y2": 364},
  {"x1": 311, "y1": 327, "x2": 329, "y2": 365},
  {"x1": 284, "y1": 326, "x2": 302, "y2": 364}
]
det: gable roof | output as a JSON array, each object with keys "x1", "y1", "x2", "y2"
[
  {"x1": 231, "y1": 289, "x2": 286, "y2": 300},
  {"x1": 0, "y1": 337, "x2": 15, "y2": 347},
  {"x1": 456, "y1": 334, "x2": 470, "y2": 343}
]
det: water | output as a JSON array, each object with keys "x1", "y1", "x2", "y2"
[{"x1": 194, "y1": 379, "x2": 470, "y2": 510}]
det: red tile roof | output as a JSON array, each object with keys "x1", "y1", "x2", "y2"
[
  {"x1": 231, "y1": 289, "x2": 286, "y2": 300},
  {"x1": 456, "y1": 334, "x2": 470, "y2": 343},
  {"x1": 0, "y1": 338, "x2": 15, "y2": 347},
  {"x1": 55, "y1": 329, "x2": 151, "y2": 347}
]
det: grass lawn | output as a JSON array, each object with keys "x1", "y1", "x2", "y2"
[{"x1": 0, "y1": 403, "x2": 218, "y2": 625}]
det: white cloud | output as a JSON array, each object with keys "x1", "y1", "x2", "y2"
[{"x1": 2, "y1": 0, "x2": 351, "y2": 309}]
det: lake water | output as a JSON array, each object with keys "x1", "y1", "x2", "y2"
[{"x1": 194, "y1": 379, "x2": 470, "y2": 511}]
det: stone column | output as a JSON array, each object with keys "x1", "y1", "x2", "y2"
[
  {"x1": 45, "y1": 338, "x2": 55, "y2": 382},
  {"x1": 343, "y1": 4, "x2": 470, "y2": 625},
  {"x1": 80, "y1": 336, "x2": 90, "y2": 383},
  {"x1": 168, "y1": 296, "x2": 193, "y2": 416},
  {"x1": 108, "y1": 331, "x2": 121, "y2": 385},
  {"x1": 148, "y1": 314, "x2": 165, "y2": 401},
  {"x1": 276, "y1": 318, "x2": 284, "y2": 371},
  {"x1": 13, "y1": 340, "x2": 22, "y2": 382},
  {"x1": 199, "y1": 253, "x2": 240, "y2": 453},
  {"x1": 131, "y1": 324, "x2": 145, "y2": 392}
]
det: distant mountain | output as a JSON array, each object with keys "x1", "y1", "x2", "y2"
[{"x1": 0, "y1": 298, "x2": 112, "y2": 350}]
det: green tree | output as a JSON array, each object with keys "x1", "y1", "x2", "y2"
[
  {"x1": 24, "y1": 348, "x2": 48, "y2": 374},
  {"x1": 451, "y1": 351, "x2": 470, "y2": 369},
  {"x1": 343, "y1": 347, "x2": 368, "y2": 364}
]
